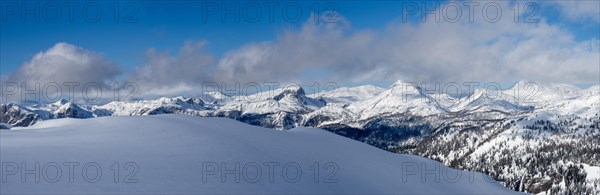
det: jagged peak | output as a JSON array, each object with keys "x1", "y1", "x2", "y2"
[
  {"x1": 57, "y1": 101, "x2": 82, "y2": 109},
  {"x1": 184, "y1": 97, "x2": 205, "y2": 105},
  {"x1": 273, "y1": 86, "x2": 306, "y2": 101},
  {"x1": 277, "y1": 85, "x2": 305, "y2": 96},
  {"x1": 282, "y1": 85, "x2": 304, "y2": 92},
  {"x1": 173, "y1": 96, "x2": 187, "y2": 100},
  {"x1": 391, "y1": 80, "x2": 409, "y2": 87},
  {"x1": 53, "y1": 99, "x2": 69, "y2": 106}
]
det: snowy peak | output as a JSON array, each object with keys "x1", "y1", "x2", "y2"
[
  {"x1": 203, "y1": 91, "x2": 230, "y2": 104},
  {"x1": 507, "y1": 81, "x2": 583, "y2": 104},
  {"x1": 310, "y1": 85, "x2": 385, "y2": 105},
  {"x1": 390, "y1": 80, "x2": 417, "y2": 88},
  {"x1": 53, "y1": 101, "x2": 93, "y2": 119},
  {"x1": 272, "y1": 85, "x2": 306, "y2": 101},
  {"x1": 185, "y1": 97, "x2": 205, "y2": 106},
  {"x1": 274, "y1": 86, "x2": 326, "y2": 108},
  {"x1": 387, "y1": 80, "x2": 434, "y2": 100},
  {"x1": 347, "y1": 81, "x2": 445, "y2": 118},
  {"x1": 171, "y1": 96, "x2": 205, "y2": 108},
  {"x1": 451, "y1": 88, "x2": 532, "y2": 112},
  {"x1": 390, "y1": 80, "x2": 422, "y2": 94},
  {"x1": 221, "y1": 86, "x2": 325, "y2": 116}
]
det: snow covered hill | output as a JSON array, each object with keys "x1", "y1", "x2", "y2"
[{"x1": 0, "y1": 115, "x2": 515, "y2": 194}]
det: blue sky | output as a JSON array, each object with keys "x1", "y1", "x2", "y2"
[
  {"x1": 2, "y1": 1, "x2": 406, "y2": 73},
  {"x1": 1, "y1": 0, "x2": 599, "y2": 96}
]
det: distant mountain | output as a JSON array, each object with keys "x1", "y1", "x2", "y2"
[
  {"x1": 96, "y1": 96, "x2": 208, "y2": 116},
  {"x1": 221, "y1": 85, "x2": 325, "y2": 115},
  {"x1": 201, "y1": 91, "x2": 231, "y2": 104},
  {"x1": 218, "y1": 85, "x2": 326, "y2": 129},
  {"x1": 1, "y1": 81, "x2": 598, "y2": 194},
  {"x1": 53, "y1": 101, "x2": 94, "y2": 119},
  {"x1": 345, "y1": 80, "x2": 447, "y2": 119},
  {"x1": 449, "y1": 88, "x2": 533, "y2": 113}
]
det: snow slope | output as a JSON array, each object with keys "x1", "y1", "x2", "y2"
[{"x1": 0, "y1": 115, "x2": 515, "y2": 194}]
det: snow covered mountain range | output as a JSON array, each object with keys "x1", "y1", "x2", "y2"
[{"x1": 1, "y1": 80, "x2": 599, "y2": 194}]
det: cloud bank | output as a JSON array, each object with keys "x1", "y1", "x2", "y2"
[
  {"x1": 1, "y1": 1, "x2": 598, "y2": 100},
  {"x1": 215, "y1": 2, "x2": 599, "y2": 84}
]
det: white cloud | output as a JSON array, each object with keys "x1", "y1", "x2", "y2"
[
  {"x1": 9, "y1": 42, "x2": 120, "y2": 85},
  {"x1": 128, "y1": 40, "x2": 216, "y2": 97},
  {"x1": 3, "y1": 43, "x2": 121, "y2": 103}
]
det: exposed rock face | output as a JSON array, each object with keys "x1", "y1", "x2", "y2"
[{"x1": 0, "y1": 104, "x2": 40, "y2": 127}]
